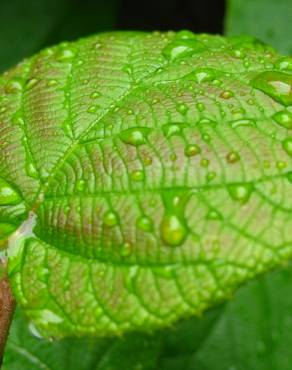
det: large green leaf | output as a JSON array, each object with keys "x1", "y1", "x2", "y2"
[
  {"x1": 1, "y1": 31, "x2": 292, "y2": 338},
  {"x1": 4, "y1": 265, "x2": 292, "y2": 369},
  {"x1": 225, "y1": 0, "x2": 292, "y2": 54}
]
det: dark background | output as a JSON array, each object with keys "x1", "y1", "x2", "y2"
[{"x1": 0, "y1": 0, "x2": 225, "y2": 72}]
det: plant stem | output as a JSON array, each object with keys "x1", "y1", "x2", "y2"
[{"x1": 0, "y1": 261, "x2": 15, "y2": 366}]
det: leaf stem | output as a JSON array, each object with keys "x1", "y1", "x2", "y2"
[{"x1": 0, "y1": 260, "x2": 15, "y2": 366}]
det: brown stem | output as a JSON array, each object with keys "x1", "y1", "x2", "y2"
[{"x1": 0, "y1": 261, "x2": 15, "y2": 367}]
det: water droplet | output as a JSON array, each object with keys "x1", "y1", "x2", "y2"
[
  {"x1": 130, "y1": 170, "x2": 144, "y2": 182},
  {"x1": 28, "y1": 322, "x2": 45, "y2": 340},
  {"x1": 275, "y1": 56, "x2": 292, "y2": 71},
  {"x1": 228, "y1": 183, "x2": 253, "y2": 204},
  {"x1": 231, "y1": 118, "x2": 256, "y2": 128},
  {"x1": 120, "y1": 242, "x2": 132, "y2": 257},
  {"x1": 5, "y1": 78, "x2": 23, "y2": 94},
  {"x1": 57, "y1": 46, "x2": 76, "y2": 62},
  {"x1": 200, "y1": 158, "x2": 209, "y2": 167},
  {"x1": 87, "y1": 105, "x2": 98, "y2": 114},
  {"x1": 0, "y1": 223, "x2": 17, "y2": 240},
  {"x1": 119, "y1": 127, "x2": 151, "y2": 146},
  {"x1": 103, "y1": 211, "x2": 118, "y2": 227},
  {"x1": 47, "y1": 79, "x2": 58, "y2": 87},
  {"x1": 76, "y1": 179, "x2": 85, "y2": 192},
  {"x1": 162, "y1": 123, "x2": 185, "y2": 138},
  {"x1": 184, "y1": 68, "x2": 222, "y2": 83},
  {"x1": 272, "y1": 110, "x2": 292, "y2": 129},
  {"x1": 162, "y1": 38, "x2": 205, "y2": 61},
  {"x1": 232, "y1": 49, "x2": 246, "y2": 59},
  {"x1": 176, "y1": 103, "x2": 188, "y2": 115},
  {"x1": 137, "y1": 216, "x2": 153, "y2": 232},
  {"x1": 282, "y1": 137, "x2": 292, "y2": 157},
  {"x1": 231, "y1": 108, "x2": 245, "y2": 120},
  {"x1": 184, "y1": 144, "x2": 201, "y2": 157},
  {"x1": 196, "y1": 102, "x2": 205, "y2": 112},
  {"x1": 220, "y1": 90, "x2": 234, "y2": 99},
  {"x1": 206, "y1": 210, "x2": 222, "y2": 220},
  {"x1": 0, "y1": 178, "x2": 22, "y2": 206},
  {"x1": 26, "y1": 161, "x2": 38, "y2": 179},
  {"x1": 160, "y1": 214, "x2": 187, "y2": 247},
  {"x1": 90, "y1": 92, "x2": 100, "y2": 99},
  {"x1": 142, "y1": 155, "x2": 153, "y2": 166},
  {"x1": 206, "y1": 171, "x2": 216, "y2": 181},
  {"x1": 226, "y1": 151, "x2": 240, "y2": 163},
  {"x1": 26, "y1": 78, "x2": 39, "y2": 90},
  {"x1": 176, "y1": 30, "x2": 196, "y2": 39},
  {"x1": 277, "y1": 161, "x2": 287, "y2": 170},
  {"x1": 251, "y1": 71, "x2": 292, "y2": 106}
]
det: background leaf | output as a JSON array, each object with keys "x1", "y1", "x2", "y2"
[
  {"x1": 0, "y1": 0, "x2": 117, "y2": 72},
  {"x1": 225, "y1": 0, "x2": 292, "y2": 54}
]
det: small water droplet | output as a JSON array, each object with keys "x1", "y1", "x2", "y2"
[
  {"x1": 184, "y1": 67, "x2": 221, "y2": 83},
  {"x1": 28, "y1": 322, "x2": 45, "y2": 340},
  {"x1": 206, "y1": 171, "x2": 216, "y2": 181},
  {"x1": 272, "y1": 110, "x2": 292, "y2": 129},
  {"x1": 5, "y1": 78, "x2": 23, "y2": 94},
  {"x1": 196, "y1": 102, "x2": 205, "y2": 112},
  {"x1": 0, "y1": 178, "x2": 22, "y2": 206},
  {"x1": 162, "y1": 38, "x2": 205, "y2": 61},
  {"x1": 90, "y1": 92, "x2": 100, "y2": 99},
  {"x1": 76, "y1": 179, "x2": 85, "y2": 192},
  {"x1": 206, "y1": 209, "x2": 222, "y2": 220},
  {"x1": 87, "y1": 105, "x2": 98, "y2": 114},
  {"x1": 251, "y1": 71, "x2": 292, "y2": 106},
  {"x1": 184, "y1": 144, "x2": 201, "y2": 157},
  {"x1": 119, "y1": 127, "x2": 151, "y2": 146},
  {"x1": 137, "y1": 216, "x2": 153, "y2": 232},
  {"x1": 228, "y1": 183, "x2": 253, "y2": 204},
  {"x1": 57, "y1": 46, "x2": 76, "y2": 62},
  {"x1": 26, "y1": 78, "x2": 39, "y2": 89},
  {"x1": 276, "y1": 160, "x2": 287, "y2": 170},
  {"x1": 231, "y1": 118, "x2": 256, "y2": 128},
  {"x1": 120, "y1": 242, "x2": 132, "y2": 257},
  {"x1": 130, "y1": 170, "x2": 144, "y2": 182},
  {"x1": 200, "y1": 158, "x2": 209, "y2": 167},
  {"x1": 47, "y1": 79, "x2": 58, "y2": 87},
  {"x1": 162, "y1": 123, "x2": 185, "y2": 138},
  {"x1": 282, "y1": 137, "x2": 292, "y2": 157},
  {"x1": 226, "y1": 151, "x2": 240, "y2": 163},
  {"x1": 103, "y1": 211, "x2": 118, "y2": 227},
  {"x1": 220, "y1": 90, "x2": 234, "y2": 99},
  {"x1": 176, "y1": 103, "x2": 188, "y2": 115}
]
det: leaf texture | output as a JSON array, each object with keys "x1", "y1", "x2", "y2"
[{"x1": 1, "y1": 31, "x2": 292, "y2": 337}]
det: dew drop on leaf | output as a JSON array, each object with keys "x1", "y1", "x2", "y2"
[
  {"x1": 130, "y1": 170, "x2": 144, "y2": 182},
  {"x1": 272, "y1": 110, "x2": 292, "y2": 129},
  {"x1": 184, "y1": 144, "x2": 201, "y2": 157},
  {"x1": 119, "y1": 127, "x2": 151, "y2": 146},
  {"x1": 162, "y1": 123, "x2": 185, "y2": 138},
  {"x1": 230, "y1": 118, "x2": 256, "y2": 128},
  {"x1": 250, "y1": 71, "x2": 292, "y2": 106},
  {"x1": 103, "y1": 211, "x2": 118, "y2": 227},
  {"x1": 160, "y1": 214, "x2": 187, "y2": 247},
  {"x1": 5, "y1": 78, "x2": 23, "y2": 94},
  {"x1": 220, "y1": 90, "x2": 234, "y2": 99},
  {"x1": 137, "y1": 216, "x2": 153, "y2": 232},
  {"x1": 228, "y1": 183, "x2": 253, "y2": 204},
  {"x1": 226, "y1": 151, "x2": 240, "y2": 163},
  {"x1": 282, "y1": 137, "x2": 292, "y2": 156}
]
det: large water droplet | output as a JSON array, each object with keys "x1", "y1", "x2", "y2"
[
  {"x1": 228, "y1": 183, "x2": 253, "y2": 204},
  {"x1": 251, "y1": 71, "x2": 292, "y2": 106},
  {"x1": 119, "y1": 127, "x2": 151, "y2": 146},
  {"x1": 160, "y1": 214, "x2": 187, "y2": 247},
  {"x1": 282, "y1": 137, "x2": 292, "y2": 157},
  {"x1": 0, "y1": 179, "x2": 22, "y2": 206},
  {"x1": 272, "y1": 110, "x2": 292, "y2": 129}
]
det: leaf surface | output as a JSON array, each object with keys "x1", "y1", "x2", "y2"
[{"x1": 1, "y1": 31, "x2": 292, "y2": 337}]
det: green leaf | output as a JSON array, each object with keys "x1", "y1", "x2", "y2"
[
  {"x1": 1, "y1": 30, "x2": 292, "y2": 338},
  {"x1": 5, "y1": 265, "x2": 292, "y2": 369},
  {"x1": 225, "y1": 0, "x2": 292, "y2": 54}
]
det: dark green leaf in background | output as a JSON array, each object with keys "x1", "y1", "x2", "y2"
[{"x1": 225, "y1": 0, "x2": 292, "y2": 54}]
